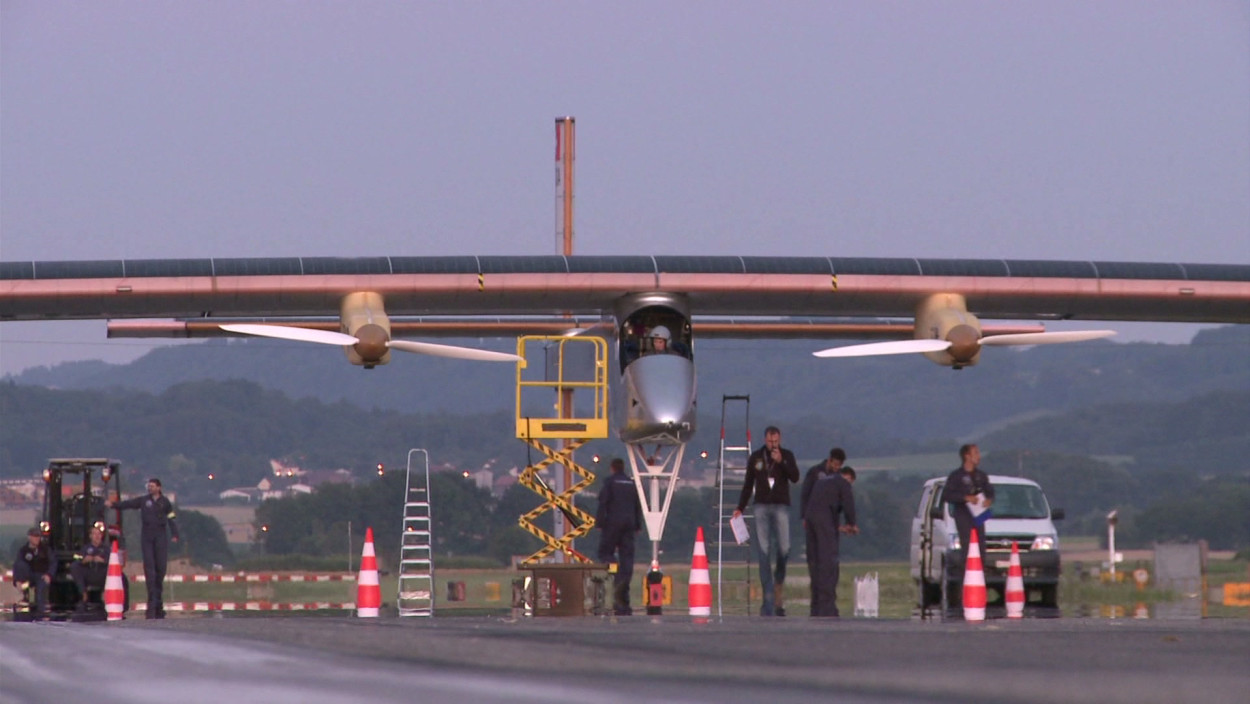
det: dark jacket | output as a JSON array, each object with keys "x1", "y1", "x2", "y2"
[
  {"x1": 115, "y1": 493, "x2": 180, "y2": 541},
  {"x1": 737, "y1": 445, "x2": 800, "y2": 511},
  {"x1": 800, "y1": 462, "x2": 831, "y2": 518},
  {"x1": 14, "y1": 541, "x2": 58, "y2": 582},
  {"x1": 597, "y1": 472, "x2": 642, "y2": 530},
  {"x1": 804, "y1": 473, "x2": 857, "y2": 529},
  {"x1": 941, "y1": 467, "x2": 995, "y2": 526},
  {"x1": 78, "y1": 541, "x2": 110, "y2": 566}
]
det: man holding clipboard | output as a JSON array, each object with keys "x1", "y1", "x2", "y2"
[
  {"x1": 941, "y1": 444, "x2": 995, "y2": 565},
  {"x1": 733, "y1": 425, "x2": 800, "y2": 617}
]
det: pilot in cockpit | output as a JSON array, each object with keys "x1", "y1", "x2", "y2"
[{"x1": 647, "y1": 325, "x2": 671, "y2": 353}]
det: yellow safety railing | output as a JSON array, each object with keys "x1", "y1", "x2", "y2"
[{"x1": 514, "y1": 336, "x2": 609, "y2": 440}]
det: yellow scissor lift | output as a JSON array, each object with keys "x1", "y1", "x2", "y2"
[{"x1": 513, "y1": 335, "x2": 610, "y2": 615}]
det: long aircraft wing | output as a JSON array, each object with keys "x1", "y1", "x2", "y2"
[{"x1": 2, "y1": 255, "x2": 1248, "y2": 324}]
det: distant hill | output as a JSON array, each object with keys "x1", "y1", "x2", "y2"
[
  {"x1": 977, "y1": 388, "x2": 1250, "y2": 475},
  {"x1": 8, "y1": 325, "x2": 1247, "y2": 444}
]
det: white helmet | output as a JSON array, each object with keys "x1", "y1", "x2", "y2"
[{"x1": 650, "y1": 325, "x2": 671, "y2": 341}]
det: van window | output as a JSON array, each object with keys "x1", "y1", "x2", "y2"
[
  {"x1": 930, "y1": 482, "x2": 945, "y2": 518},
  {"x1": 917, "y1": 485, "x2": 934, "y2": 518},
  {"x1": 993, "y1": 485, "x2": 1050, "y2": 519}
]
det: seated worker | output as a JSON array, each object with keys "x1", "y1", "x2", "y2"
[
  {"x1": 71, "y1": 523, "x2": 110, "y2": 603},
  {"x1": 12, "y1": 527, "x2": 58, "y2": 615}
]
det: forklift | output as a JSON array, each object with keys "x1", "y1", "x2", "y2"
[{"x1": 12, "y1": 458, "x2": 129, "y2": 622}]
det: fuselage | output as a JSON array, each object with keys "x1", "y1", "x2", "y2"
[{"x1": 613, "y1": 293, "x2": 698, "y2": 445}]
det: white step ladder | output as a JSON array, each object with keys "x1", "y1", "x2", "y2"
[
  {"x1": 716, "y1": 394, "x2": 752, "y2": 617},
  {"x1": 397, "y1": 449, "x2": 434, "y2": 617}
]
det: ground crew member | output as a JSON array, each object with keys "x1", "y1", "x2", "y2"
[
  {"x1": 70, "y1": 523, "x2": 110, "y2": 604},
  {"x1": 804, "y1": 470, "x2": 858, "y2": 617},
  {"x1": 596, "y1": 458, "x2": 643, "y2": 616},
  {"x1": 108, "y1": 477, "x2": 179, "y2": 619},
  {"x1": 941, "y1": 444, "x2": 994, "y2": 566},
  {"x1": 12, "y1": 527, "x2": 58, "y2": 616},
  {"x1": 801, "y1": 448, "x2": 846, "y2": 614}
]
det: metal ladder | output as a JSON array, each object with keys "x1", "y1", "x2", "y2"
[
  {"x1": 716, "y1": 394, "x2": 752, "y2": 617},
  {"x1": 397, "y1": 448, "x2": 434, "y2": 617}
]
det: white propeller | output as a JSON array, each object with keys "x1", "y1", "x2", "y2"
[
  {"x1": 560, "y1": 320, "x2": 616, "y2": 338},
  {"x1": 813, "y1": 329, "x2": 1116, "y2": 359},
  {"x1": 219, "y1": 324, "x2": 358, "y2": 346},
  {"x1": 813, "y1": 339, "x2": 952, "y2": 358},
  {"x1": 979, "y1": 330, "x2": 1117, "y2": 346},
  {"x1": 220, "y1": 323, "x2": 523, "y2": 362},
  {"x1": 386, "y1": 339, "x2": 523, "y2": 362}
]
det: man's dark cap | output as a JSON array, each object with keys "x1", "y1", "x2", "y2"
[{"x1": 27, "y1": 527, "x2": 41, "y2": 537}]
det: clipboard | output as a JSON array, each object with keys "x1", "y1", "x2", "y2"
[
  {"x1": 730, "y1": 515, "x2": 750, "y2": 545},
  {"x1": 969, "y1": 496, "x2": 992, "y2": 527}
]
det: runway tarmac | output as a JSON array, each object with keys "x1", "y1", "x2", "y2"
[{"x1": 3, "y1": 615, "x2": 1249, "y2": 704}]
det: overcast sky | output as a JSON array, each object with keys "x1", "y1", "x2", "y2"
[{"x1": 2, "y1": 1, "x2": 1248, "y2": 374}]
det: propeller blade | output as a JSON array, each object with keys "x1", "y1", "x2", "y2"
[
  {"x1": 219, "y1": 324, "x2": 359, "y2": 346},
  {"x1": 813, "y1": 339, "x2": 953, "y2": 358},
  {"x1": 562, "y1": 320, "x2": 615, "y2": 337},
  {"x1": 387, "y1": 340, "x2": 524, "y2": 362},
  {"x1": 980, "y1": 330, "x2": 1117, "y2": 346}
]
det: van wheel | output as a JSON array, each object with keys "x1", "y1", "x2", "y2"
[{"x1": 1040, "y1": 585, "x2": 1058, "y2": 609}]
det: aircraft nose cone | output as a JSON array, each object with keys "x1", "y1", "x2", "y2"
[
  {"x1": 353, "y1": 324, "x2": 389, "y2": 363},
  {"x1": 624, "y1": 355, "x2": 697, "y2": 443},
  {"x1": 947, "y1": 324, "x2": 980, "y2": 364}
]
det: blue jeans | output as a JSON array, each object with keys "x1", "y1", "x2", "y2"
[{"x1": 753, "y1": 503, "x2": 791, "y2": 615}]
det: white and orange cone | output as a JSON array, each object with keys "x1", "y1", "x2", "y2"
[
  {"x1": 962, "y1": 528, "x2": 987, "y2": 622},
  {"x1": 356, "y1": 527, "x2": 381, "y2": 618},
  {"x1": 688, "y1": 526, "x2": 712, "y2": 623},
  {"x1": 104, "y1": 540, "x2": 125, "y2": 621},
  {"x1": 1005, "y1": 540, "x2": 1025, "y2": 619}
]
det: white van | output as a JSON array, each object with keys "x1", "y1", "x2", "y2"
[{"x1": 910, "y1": 475, "x2": 1063, "y2": 612}]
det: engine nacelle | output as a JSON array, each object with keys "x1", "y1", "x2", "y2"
[
  {"x1": 916, "y1": 293, "x2": 983, "y2": 369},
  {"x1": 341, "y1": 292, "x2": 392, "y2": 368}
]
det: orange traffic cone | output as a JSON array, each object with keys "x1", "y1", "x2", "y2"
[
  {"x1": 356, "y1": 527, "x2": 381, "y2": 618},
  {"x1": 962, "y1": 528, "x2": 987, "y2": 622},
  {"x1": 688, "y1": 526, "x2": 712, "y2": 622},
  {"x1": 1005, "y1": 540, "x2": 1025, "y2": 619},
  {"x1": 104, "y1": 540, "x2": 125, "y2": 621}
]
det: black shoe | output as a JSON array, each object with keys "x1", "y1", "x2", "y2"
[{"x1": 775, "y1": 607, "x2": 786, "y2": 617}]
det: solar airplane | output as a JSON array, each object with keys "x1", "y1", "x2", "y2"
[{"x1": 4, "y1": 254, "x2": 1248, "y2": 550}]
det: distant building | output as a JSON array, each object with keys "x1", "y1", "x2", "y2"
[
  {"x1": 219, "y1": 488, "x2": 255, "y2": 504},
  {"x1": 301, "y1": 468, "x2": 354, "y2": 488},
  {"x1": 492, "y1": 474, "x2": 517, "y2": 497},
  {"x1": 471, "y1": 469, "x2": 494, "y2": 492},
  {"x1": 220, "y1": 463, "x2": 355, "y2": 503},
  {"x1": 0, "y1": 479, "x2": 42, "y2": 507}
]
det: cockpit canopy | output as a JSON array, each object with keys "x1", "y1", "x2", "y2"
[{"x1": 619, "y1": 305, "x2": 693, "y2": 372}]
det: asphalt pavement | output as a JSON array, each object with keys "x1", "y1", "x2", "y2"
[{"x1": 3, "y1": 615, "x2": 1248, "y2": 704}]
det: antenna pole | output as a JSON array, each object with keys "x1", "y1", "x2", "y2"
[{"x1": 555, "y1": 117, "x2": 575, "y2": 256}]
